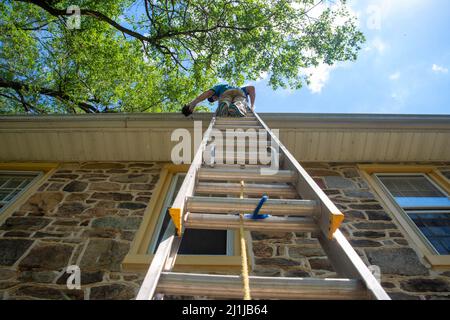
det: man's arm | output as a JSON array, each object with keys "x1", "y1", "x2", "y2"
[
  {"x1": 188, "y1": 90, "x2": 215, "y2": 111},
  {"x1": 245, "y1": 86, "x2": 256, "y2": 110}
]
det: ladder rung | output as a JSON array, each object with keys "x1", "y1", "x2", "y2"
[
  {"x1": 216, "y1": 116, "x2": 257, "y2": 121},
  {"x1": 215, "y1": 119, "x2": 259, "y2": 125},
  {"x1": 186, "y1": 213, "x2": 318, "y2": 232},
  {"x1": 209, "y1": 131, "x2": 269, "y2": 140},
  {"x1": 207, "y1": 151, "x2": 277, "y2": 165},
  {"x1": 157, "y1": 272, "x2": 368, "y2": 300},
  {"x1": 214, "y1": 124, "x2": 264, "y2": 130},
  {"x1": 196, "y1": 182, "x2": 298, "y2": 198},
  {"x1": 198, "y1": 167, "x2": 295, "y2": 183},
  {"x1": 186, "y1": 196, "x2": 316, "y2": 216}
]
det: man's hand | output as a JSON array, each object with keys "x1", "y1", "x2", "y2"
[{"x1": 181, "y1": 104, "x2": 194, "y2": 117}]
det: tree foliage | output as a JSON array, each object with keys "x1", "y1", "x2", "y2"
[{"x1": 0, "y1": 0, "x2": 365, "y2": 114}]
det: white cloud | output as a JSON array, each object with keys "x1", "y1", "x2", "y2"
[
  {"x1": 389, "y1": 72, "x2": 400, "y2": 80},
  {"x1": 256, "y1": 71, "x2": 269, "y2": 82},
  {"x1": 432, "y1": 64, "x2": 448, "y2": 74},
  {"x1": 349, "y1": 0, "x2": 425, "y2": 30},
  {"x1": 305, "y1": 63, "x2": 336, "y2": 94},
  {"x1": 370, "y1": 37, "x2": 388, "y2": 54}
]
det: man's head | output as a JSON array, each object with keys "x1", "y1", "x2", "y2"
[{"x1": 207, "y1": 94, "x2": 219, "y2": 103}]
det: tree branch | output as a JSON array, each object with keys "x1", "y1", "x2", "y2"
[{"x1": 0, "y1": 78, "x2": 99, "y2": 113}]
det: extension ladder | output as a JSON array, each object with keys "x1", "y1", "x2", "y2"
[{"x1": 136, "y1": 111, "x2": 390, "y2": 300}]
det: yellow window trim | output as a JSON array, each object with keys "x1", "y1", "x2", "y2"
[
  {"x1": 0, "y1": 162, "x2": 59, "y2": 225},
  {"x1": 358, "y1": 164, "x2": 450, "y2": 270},
  {"x1": 123, "y1": 163, "x2": 249, "y2": 273}
]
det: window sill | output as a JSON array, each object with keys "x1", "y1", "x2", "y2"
[{"x1": 424, "y1": 254, "x2": 450, "y2": 270}]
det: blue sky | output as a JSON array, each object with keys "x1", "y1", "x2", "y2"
[{"x1": 248, "y1": 0, "x2": 450, "y2": 115}]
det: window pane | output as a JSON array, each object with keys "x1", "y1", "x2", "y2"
[
  {"x1": 179, "y1": 229, "x2": 227, "y2": 255},
  {"x1": 0, "y1": 172, "x2": 40, "y2": 214},
  {"x1": 378, "y1": 175, "x2": 450, "y2": 208},
  {"x1": 407, "y1": 212, "x2": 450, "y2": 255},
  {"x1": 152, "y1": 173, "x2": 229, "y2": 255}
]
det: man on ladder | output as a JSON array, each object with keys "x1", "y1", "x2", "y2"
[{"x1": 182, "y1": 84, "x2": 256, "y2": 117}]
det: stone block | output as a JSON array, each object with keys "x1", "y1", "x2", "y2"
[
  {"x1": 366, "y1": 248, "x2": 428, "y2": 276},
  {"x1": 388, "y1": 292, "x2": 421, "y2": 300},
  {"x1": 12, "y1": 285, "x2": 84, "y2": 300},
  {"x1": 118, "y1": 202, "x2": 147, "y2": 210},
  {"x1": 63, "y1": 181, "x2": 88, "y2": 193},
  {"x1": 343, "y1": 210, "x2": 366, "y2": 220},
  {"x1": 324, "y1": 176, "x2": 357, "y2": 190},
  {"x1": 19, "y1": 243, "x2": 73, "y2": 271},
  {"x1": 284, "y1": 269, "x2": 311, "y2": 277},
  {"x1": 252, "y1": 242, "x2": 273, "y2": 258},
  {"x1": 342, "y1": 168, "x2": 360, "y2": 178},
  {"x1": 110, "y1": 174, "x2": 149, "y2": 183},
  {"x1": 352, "y1": 231, "x2": 385, "y2": 238},
  {"x1": 79, "y1": 239, "x2": 129, "y2": 272},
  {"x1": 349, "y1": 204, "x2": 384, "y2": 210},
  {"x1": 0, "y1": 268, "x2": 16, "y2": 280},
  {"x1": 349, "y1": 239, "x2": 382, "y2": 247},
  {"x1": 66, "y1": 193, "x2": 90, "y2": 201},
  {"x1": 366, "y1": 211, "x2": 392, "y2": 221},
  {"x1": 56, "y1": 202, "x2": 88, "y2": 216},
  {"x1": 89, "y1": 182, "x2": 122, "y2": 191},
  {"x1": 288, "y1": 247, "x2": 325, "y2": 258},
  {"x1": 91, "y1": 192, "x2": 133, "y2": 201},
  {"x1": 20, "y1": 192, "x2": 63, "y2": 214},
  {"x1": 91, "y1": 216, "x2": 141, "y2": 230},
  {"x1": 0, "y1": 239, "x2": 34, "y2": 266},
  {"x1": 255, "y1": 258, "x2": 298, "y2": 268},
  {"x1": 90, "y1": 283, "x2": 135, "y2": 300},
  {"x1": 400, "y1": 278, "x2": 450, "y2": 293},
  {"x1": 353, "y1": 222, "x2": 397, "y2": 230},
  {"x1": 308, "y1": 258, "x2": 334, "y2": 272},
  {"x1": 343, "y1": 190, "x2": 375, "y2": 199},
  {"x1": 0, "y1": 217, "x2": 52, "y2": 231}
]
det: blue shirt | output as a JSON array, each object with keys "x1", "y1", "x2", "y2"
[{"x1": 210, "y1": 84, "x2": 249, "y2": 98}]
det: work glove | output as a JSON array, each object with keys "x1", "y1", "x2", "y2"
[{"x1": 181, "y1": 104, "x2": 193, "y2": 117}]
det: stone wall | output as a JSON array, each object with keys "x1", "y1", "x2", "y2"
[
  {"x1": 1, "y1": 161, "x2": 450, "y2": 300},
  {"x1": 251, "y1": 163, "x2": 450, "y2": 300},
  {"x1": 0, "y1": 162, "x2": 160, "y2": 300}
]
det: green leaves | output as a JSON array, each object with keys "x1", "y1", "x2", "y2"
[{"x1": 0, "y1": 0, "x2": 364, "y2": 114}]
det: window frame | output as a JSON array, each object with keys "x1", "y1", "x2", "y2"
[
  {"x1": 123, "y1": 164, "x2": 247, "y2": 273},
  {"x1": 148, "y1": 172, "x2": 235, "y2": 256},
  {"x1": 373, "y1": 173, "x2": 450, "y2": 255},
  {"x1": 359, "y1": 164, "x2": 450, "y2": 269},
  {"x1": 0, "y1": 163, "x2": 59, "y2": 225},
  {"x1": 0, "y1": 170, "x2": 44, "y2": 214}
]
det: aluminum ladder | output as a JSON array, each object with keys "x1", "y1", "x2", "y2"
[{"x1": 136, "y1": 111, "x2": 390, "y2": 300}]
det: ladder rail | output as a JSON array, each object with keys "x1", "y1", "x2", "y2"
[
  {"x1": 253, "y1": 112, "x2": 344, "y2": 239},
  {"x1": 136, "y1": 233, "x2": 175, "y2": 300},
  {"x1": 138, "y1": 115, "x2": 217, "y2": 300},
  {"x1": 254, "y1": 112, "x2": 390, "y2": 300},
  {"x1": 169, "y1": 116, "x2": 217, "y2": 235}
]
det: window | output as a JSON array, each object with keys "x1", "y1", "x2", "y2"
[
  {"x1": 0, "y1": 171, "x2": 42, "y2": 214},
  {"x1": 375, "y1": 174, "x2": 450, "y2": 255},
  {"x1": 123, "y1": 164, "x2": 243, "y2": 273},
  {"x1": 359, "y1": 164, "x2": 450, "y2": 268},
  {"x1": 148, "y1": 173, "x2": 233, "y2": 255}
]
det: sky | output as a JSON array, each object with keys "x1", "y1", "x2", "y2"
[{"x1": 248, "y1": 0, "x2": 450, "y2": 115}]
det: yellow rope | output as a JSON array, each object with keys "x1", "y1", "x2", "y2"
[{"x1": 239, "y1": 180, "x2": 251, "y2": 300}]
